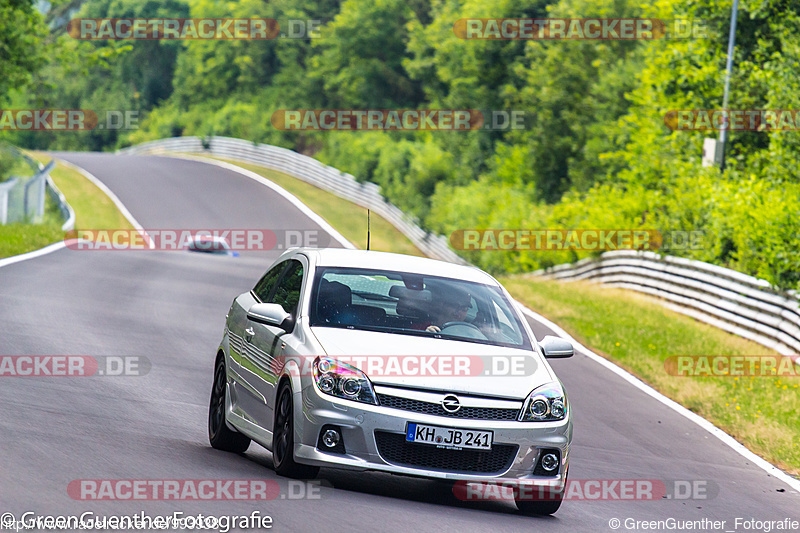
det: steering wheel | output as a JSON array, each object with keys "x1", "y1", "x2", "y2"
[
  {"x1": 442, "y1": 321, "x2": 482, "y2": 332},
  {"x1": 441, "y1": 321, "x2": 487, "y2": 340}
]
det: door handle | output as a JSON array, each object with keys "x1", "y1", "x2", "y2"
[{"x1": 245, "y1": 327, "x2": 255, "y2": 341}]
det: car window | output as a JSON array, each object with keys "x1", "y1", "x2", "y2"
[
  {"x1": 270, "y1": 260, "x2": 304, "y2": 316},
  {"x1": 493, "y1": 301, "x2": 514, "y2": 330},
  {"x1": 310, "y1": 267, "x2": 531, "y2": 349},
  {"x1": 253, "y1": 262, "x2": 287, "y2": 302},
  {"x1": 465, "y1": 297, "x2": 478, "y2": 321}
]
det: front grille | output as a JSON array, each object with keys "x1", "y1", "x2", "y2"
[
  {"x1": 375, "y1": 431, "x2": 518, "y2": 475},
  {"x1": 377, "y1": 393, "x2": 520, "y2": 421}
]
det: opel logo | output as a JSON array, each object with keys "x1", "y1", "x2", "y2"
[{"x1": 441, "y1": 394, "x2": 461, "y2": 413}]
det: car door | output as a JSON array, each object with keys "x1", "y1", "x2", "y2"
[
  {"x1": 244, "y1": 257, "x2": 306, "y2": 428},
  {"x1": 228, "y1": 261, "x2": 288, "y2": 426}
]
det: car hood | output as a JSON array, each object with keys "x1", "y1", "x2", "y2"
[{"x1": 309, "y1": 327, "x2": 553, "y2": 400}]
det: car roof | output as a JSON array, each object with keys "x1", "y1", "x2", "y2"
[
  {"x1": 296, "y1": 248, "x2": 497, "y2": 285},
  {"x1": 189, "y1": 235, "x2": 228, "y2": 242}
]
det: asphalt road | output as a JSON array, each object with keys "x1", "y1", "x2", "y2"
[{"x1": 0, "y1": 153, "x2": 798, "y2": 532}]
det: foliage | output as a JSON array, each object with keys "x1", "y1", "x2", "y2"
[
  {"x1": 8, "y1": 0, "x2": 800, "y2": 288},
  {"x1": 0, "y1": 0, "x2": 48, "y2": 104}
]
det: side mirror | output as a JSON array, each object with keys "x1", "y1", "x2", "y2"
[
  {"x1": 247, "y1": 303, "x2": 292, "y2": 330},
  {"x1": 540, "y1": 335, "x2": 573, "y2": 358}
]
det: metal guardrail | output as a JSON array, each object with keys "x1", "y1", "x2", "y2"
[
  {"x1": 0, "y1": 144, "x2": 41, "y2": 224},
  {"x1": 531, "y1": 250, "x2": 800, "y2": 362},
  {"x1": 118, "y1": 136, "x2": 467, "y2": 264},
  {"x1": 0, "y1": 145, "x2": 74, "y2": 231},
  {"x1": 120, "y1": 137, "x2": 800, "y2": 360},
  {"x1": 42, "y1": 165, "x2": 76, "y2": 232}
]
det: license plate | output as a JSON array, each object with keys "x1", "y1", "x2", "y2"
[{"x1": 405, "y1": 423, "x2": 493, "y2": 451}]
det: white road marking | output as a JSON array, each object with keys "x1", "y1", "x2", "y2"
[
  {"x1": 55, "y1": 158, "x2": 154, "y2": 248},
  {"x1": 0, "y1": 241, "x2": 67, "y2": 270},
  {"x1": 178, "y1": 152, "x2": 800, "y2": 492},
  {"x1": 156, "y1": 152, "x2": 800, "y2": 493},
  {"x1": 157, "y1": 154, "x2": 356, "y2": 250},
  {"x1": 4, "y1": 152, "x2": 797, "y2": 495},
  {"x1": 0, "y1": 156, "x2": 157, "y2": 269},
  {"x1": 518, "y1": 303, "x2": 800, "y2": 494}
]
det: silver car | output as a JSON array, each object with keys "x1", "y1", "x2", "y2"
[{"x1": 208, "y1": 248, "x2": 574, "y2": 515}]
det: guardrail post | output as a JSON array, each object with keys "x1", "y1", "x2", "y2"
[
  {"x1": 23, "y1": 160, "x2": 55, "y2": 223},
  {"x1": 0, "y1": 178, "x2": 18, "y2": 224}
]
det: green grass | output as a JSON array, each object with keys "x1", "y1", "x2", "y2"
[
  {"x1": 0, "y1": 157, "x2": 64, "y2": 257},
  {"x1": 28, "y1": 153, "x2": 133, "y2": 230},
  {"x1": 205, "y1": 157, "x2": 425, "y2": 257},
  {"x1": 0, "y1": 216, "x2": 65, "y2": 258},
  {"x1": 0, "y1": 153, "x2": 134, "y2": 259},
  {"x1": 501, "y1": 275, "x2": 800, "y2": 475},
  {"x1": 199, "y1": 154, "x2": 800, "y2": 475},
  {"x1": 15, "y1": 150, "x2": 794, "y2": 475}
]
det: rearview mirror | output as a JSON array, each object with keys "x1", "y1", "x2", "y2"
[
  {"x1": 540, "y1": 335, "x2": 573, "y2": 358},
  {"x1": 247, "y1": 303, "x2": 292, "y2": 330}
]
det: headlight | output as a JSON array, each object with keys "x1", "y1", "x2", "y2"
[
  {"x1": 313, "y1": 357, "x2": 377, "y2": 405},
  {"x1": 519, "y1": 381, "x2": 567, "y2": 422}
]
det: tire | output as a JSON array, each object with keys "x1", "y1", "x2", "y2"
[
  {"x1": 516, "y1": 475, "x2": 565, "y2": 516},
  {"x1": 516, "y1": 496, "x2": 563, "y2": 516},
  {"x1": 208, "y1": 356, "x2": 250, "y2": 453},
  {"x1": 272, "y1": 382, "x2": 320, "y2": 479}
]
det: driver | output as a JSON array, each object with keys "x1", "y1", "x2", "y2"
[{"x1": 425, "y1": 290, "x2": 471, "y2": 333}]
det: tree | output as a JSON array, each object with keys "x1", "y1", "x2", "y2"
[{"x1": 0, "y1": 0, "x2": 47, "y2": 104}]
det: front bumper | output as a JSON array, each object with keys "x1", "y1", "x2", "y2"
[{"x1": 293, "y1": 383, "x2": 572, "y2": 488}]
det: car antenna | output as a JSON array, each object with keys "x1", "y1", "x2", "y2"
[{"x1": 366, "y1": 209, "x2": 371, "y2": 250}]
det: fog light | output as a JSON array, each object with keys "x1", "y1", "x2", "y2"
[
  {"x1": 322, "y1": 429, "x2": 340, "y2": 448},
  {"x1": 541, "y1": 453, "x2": 559, "y2": 472},
  {"x1": 317, "y1": 425, "x2": 346, "y2": 454}
]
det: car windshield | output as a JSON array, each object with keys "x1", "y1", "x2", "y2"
[{"x1": 309, "y1": 267, "x2": 531, "y2": 349}]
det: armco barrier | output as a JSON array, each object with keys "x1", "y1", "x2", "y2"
[
  {"x1": 43, "y1": 167, "x2": 76, "y2": 231},
  {"x1": 0, "y1": 145, "x2": 74, "y2": 231},
  {"x1": 119, "y1": 137, "x2": 799, "y2": 360},
  {"x1": 118, "y1": 136, "x2": 467, "y2": 264},
  {"x1": 532, "y1": 250, "x2": 800, "y2": 361}
]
